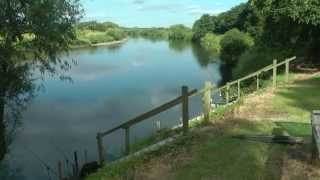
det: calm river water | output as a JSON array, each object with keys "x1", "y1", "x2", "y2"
[{"x1": 1, "y1": 38, "x2": 226, "y2": 179}]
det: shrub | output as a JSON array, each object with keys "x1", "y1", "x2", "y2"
[
  {"x1": 220, "y1": 29, "x2": 253, "y2": 65},
  {"x1": 233, "y1": 46, "x2": 293, "y2": 79},
  {"x1": 200, "y1": 33, "x2": 223, "y2": 54},
  {"x1": 106, "y1": 28, "x2": 126, "y2": 41},
  {"x1": 88, "y1": 33, "x2": 114, "y2": 44},
  {"x1": 168, "y1": 25, "x2": 193, "y2": 41}
]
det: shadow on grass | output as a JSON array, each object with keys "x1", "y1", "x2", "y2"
[
  {"x1": 275, "y1": 76, "x2": 320, "y2": 113},
  {"x1": 174, "y1": 119, "x2": 282, "y2": 180}
]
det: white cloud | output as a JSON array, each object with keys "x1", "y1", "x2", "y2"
[{"x1": 186, "y1": 5, "x2": 226, "y2": 15}]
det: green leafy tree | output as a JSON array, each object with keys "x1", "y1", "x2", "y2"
[
  {"x1": 251, "y1": 0, "x2": 320, "y2": 62},
  {"x1": 200, "y1": 33, "x2": 223, "y2": 54},
  {"x1": 220, "y1": 29, "x2": 253, "y2": 65},
  {"x1": 192, "y1": 14, "x2": 216, "y2": 41},
  {"x1": 0, "y1": 0, "x2": 82, "y2": 161},
  {"x1": 214, "y1": 3, "x2": 247, "y2": 34},
  {"x1": 168, "y1": 24, "x2": 193, "y2": 40},
  {"x1": 236, "y1": 4, "x2": 264, "y2": 38}
]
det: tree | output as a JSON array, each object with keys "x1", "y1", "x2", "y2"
[
  {"x1": 236, "y1": 4, "x2": 264, "y2": 38},
  {"x1": 168, "y1": 24, "x2": 193, "y2": 40},
  {"x1": 200, "y1": 33, "x2": 222, "y2": 54},
  {"x1": 251, "y1": 0, "x2": 320, "y2": 62},
  {"x1": 214, "y1": 3, "x2": 247, "y2": 34},
  {"x1": 220, "y1": 29, "x2": 253, "y2": 65},
  {"x1": 0, "y1": 0, "x2": 82, "y2": 161},
  {"x1": 192, "y1": 14, "x2": 216, "y2": 41}
]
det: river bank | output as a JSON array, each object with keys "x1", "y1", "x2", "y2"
[
  {"x1": 87, "y1": 72, "x2": 320, "y2": 180},
  {"x1": 71, "y1": 38, "x2": 128, "y2": 49}
]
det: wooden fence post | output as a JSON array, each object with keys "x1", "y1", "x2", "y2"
[
  {"x1": 257, "y1": 74, "x2": 260, "y2": 90},
  {"x1": 58, "y1": 161, "x2": 63, "y2": 180},
  {"x1": 96, "y1": 133, "x2": 105, "y2": 166},
  {"x1": 311, "y1": 110, "x2": 320, "y2": 163},
  {"x1": 125, "y1": 127, "x2": 130, "y2": 155},
  {"x1": 182, "y1": 86, "x2": 189, "y2": 134},
  {"x1": 74, "y1": 151, "x2": 79, "y2": 176},
  {"x1": 156, "y1": 120, "x2": 161, "y2": 131},
  {"x1": 203, "y1": 81, "x2": 212, "y2": 122},
  {"x1": 285, "y1": 60, "x2": 290, "y2": 83},
  {"x1": 84, "y1": 149, "x2": 88, "y2": 164},
  {"x1": 273, "y1": 59, "x2": 277, "y2": 89},
  {"x1": 237, "y1": 80, "x2": 241, "y2": 100},
  {"x1": 226, "y1": 83, "x2": 230, "y2": 104}
]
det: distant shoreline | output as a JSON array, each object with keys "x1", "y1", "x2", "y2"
[
  {"x1": 71, "y1": 38, "x2": 128, "y2": 49},
  {"x1": 91, "y1": 38, "x2": 128, "y2": 47}
]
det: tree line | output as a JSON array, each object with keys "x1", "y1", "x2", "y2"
[{"x1": 192, "y1": 0, "x2": 320, "y2": 78}]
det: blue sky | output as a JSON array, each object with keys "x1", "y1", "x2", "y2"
[{"x1": 80, "y1": 0, "x2": 247, "y2": 27}]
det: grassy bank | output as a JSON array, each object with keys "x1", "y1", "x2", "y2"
[
  {"x1": 87, "y1": 72, "x2": 320, "y2": 180},
  {"x1": 71, "y1": 21, "x2": 127, "y2": 48}
]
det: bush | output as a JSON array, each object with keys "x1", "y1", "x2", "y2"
[
  {"x1": 168, "y1": 25, "x2": 193, "y2": 41},
  {"x1": 233, "y1": 46, "x2": 293, "y2": 79},
  {"x1": 200, "y1": 33, "x2": 223, "y2": 54},
  {"x1": 220, "y1": 29, "x2": 253, "y2": 65},
  {"x1": 88, "y1": 33, "x2": 114, "y2": 44},
  {"x1": 106, "y1": 28, "x2": 126, "y2": 41},
  {"x1": 71, "y1": 38, "x2": 91, "y2": 46}
]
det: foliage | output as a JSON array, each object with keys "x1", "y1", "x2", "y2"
[
  {"x1": 214, "y1": 3, "x2": 247, "y2": 34},
  {"x1": 232, "y1": 46, "x2": 292, "y2": 79},
  {"x1": 192, "y1": 14, "x2": 216, "y2": 41},
  {"x1": 220, "y1": 29, "x2": 254, "y2": 65},
  {"x1": 73, "y1": 21, "x2": 126, "y2": 47},
  {"x1": 200, "y1": 33, "x2": 223, "y2": 54},
  {"x1": 76, "y1": 21, "x2": 119, "y2": 32},
  {"x1": 0, "y1": 0, "x2": 81, "y2": 161},
  {"x1": 250, "y1": 0, "x2": 320, "y2": 63},
  {"x1": 229, "y1": 0, "x2": 320, "y2": 79},
  {"x1": 192, "y1": 3, "x2": 261, "y2": 41},
  {"x1": 168, "y1": 25, "x2": 193, "y2": 41},
  {"x1": 236, "y1": 4, "x2": 264, "y2": 38},
  {"x1": 125, "y1": 27, "x2": 169, "y2": 40}
]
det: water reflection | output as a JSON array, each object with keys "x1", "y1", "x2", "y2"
[
  {"x1": 219, "y1": 64, "x2": 233, "y2": 84},
  {"x1": 168, "y1": 40, "x2": 191, "y2": 53},
  {"x1": 0, "y1": 63, "x2": 36, "y2": 161},
  {"x1": 0, "y1": 63, "x2": 37, "y2": 179},
  {"x1": 191, "y1": 43, "x2": 219, "y2": 67}
]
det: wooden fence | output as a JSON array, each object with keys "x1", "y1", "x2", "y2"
[
  {"x1": 311, "y1": 110, "x2": 320, "y2": 162},
  {"x1": 95, "y1": 56, "x2": 296, "y2": 166},
  {"x1": 96, "y1": 87, "x2": 197, "y2": 165}
]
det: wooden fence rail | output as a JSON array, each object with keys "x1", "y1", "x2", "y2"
[
  {"x1": 94, "y1": 56, "x2": 296, "y2": 167},
  {"x1": 192, "y1": 56, "x2": 296, "y2": 101},
  {"x1": 96, "y1": 87, "x2": 197, "y2": 165}
]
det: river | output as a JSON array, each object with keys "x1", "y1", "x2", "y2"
[{"x1": 1, "y1": 38, "x2": 225, "y2": 179}]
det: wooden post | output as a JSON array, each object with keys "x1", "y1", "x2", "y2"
[
  {"x1": 273, "y1": 59, "x2": 277, "y2": 89},
  {"x1": 202, "y1": 81, "x2": 212, "y2": 122},
  {"x1": 156, "y1": 120, "x2": 161, "y2": 131},
  {"x1": 237, "y1": 80, "x2": 241, "y2": 100},
  {"x1": 96, "y1": 133, "x2": 105, "y2": 166},
  {"x1": 311, "y1": 110, "x2": 320, "y2": 163},
  {"x1": 257, "y1": 73, "x2": 260, "y2": 90},
  {"x1": 84, "y1": 149, "x2": 88, "y2": 164},
  {"x1": 74, "y1": 151, "x2": 79, "y2": 176},
  {"x1": 182, "y1": 86, "x2": 189, "y2": 134},
  {"x1": 58, "y1": 161, "x2": 63, "y2": 180},
  {"x1": 285, "y1": 60, "x2": 290, "y2": 83},
  {"x1": 125, "y1": 127, "x2": 130, "y2": 155},
  {"x1": 226, "y1": 83, "x2": 230, "y2": 104}
]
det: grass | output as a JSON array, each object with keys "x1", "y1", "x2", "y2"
[{"x1": 87, "y1": 72, "x2": 320, "y2": 180}]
